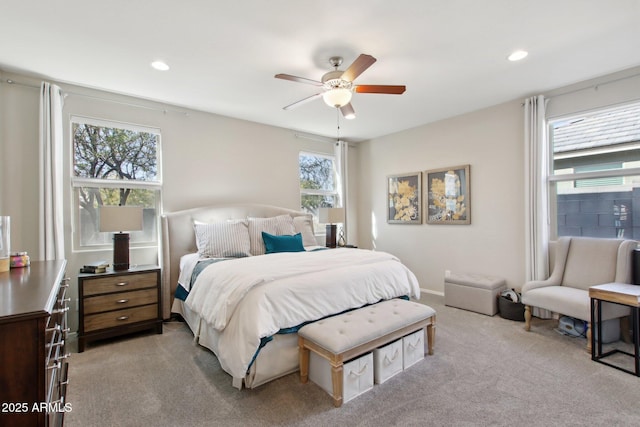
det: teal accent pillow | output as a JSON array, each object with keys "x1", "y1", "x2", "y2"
[{"x1": 262, "y1": 232, "x2": 305, "y2": 254}]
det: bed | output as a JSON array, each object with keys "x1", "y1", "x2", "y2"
[{"x1": 160, "y1": 203, "x2": 420, "y2": 389}]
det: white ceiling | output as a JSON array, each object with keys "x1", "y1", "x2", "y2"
[{"x1": 1, "y1": 1, "x2": 640, "y2": 141}]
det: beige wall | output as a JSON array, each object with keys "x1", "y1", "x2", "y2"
[
  {"x1": 0, "y1": 71, "x2": 334, "y2": 331},
  {"x1": 2, "y1": 65, "x2": 639, "y2": 329},
  {"x1": 355, "y1": 100, "x2": 526, "y2": 294}
]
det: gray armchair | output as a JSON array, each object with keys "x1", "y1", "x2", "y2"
[{"x1": 522, "y1": 236, "x2": 637, "y2": 350}]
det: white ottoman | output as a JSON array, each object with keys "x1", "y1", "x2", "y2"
[{"x1": 444, "y1": 272, "x2": 506, "y2": 316}]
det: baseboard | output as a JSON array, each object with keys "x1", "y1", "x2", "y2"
[{"x1": 421, "y1": 288, "x2": 444, "y2": 297}]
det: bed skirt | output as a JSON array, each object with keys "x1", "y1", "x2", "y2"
[{"x1": 171, "y1": 299, "x2": 299, "y2": 389}]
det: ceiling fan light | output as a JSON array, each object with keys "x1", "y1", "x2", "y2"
[
  {"x1": 323, "y1": 88, "x2": 352, "y2": 108},
  {"x1": 340, "y1": 104, "x2": 356, "y2": 120}
]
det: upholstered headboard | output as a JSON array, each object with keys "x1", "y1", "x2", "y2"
[{"x1": 160, "y1": 203, "x2": 311, "y2": 319}]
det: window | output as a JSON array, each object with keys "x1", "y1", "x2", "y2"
[
  {"x1": 71, "y1": 117, "x2": 161, "y2": 249},
  {"x1": 549, "y1": 102, "x2": 640, "y2": 239},
  {"x1": 299, "y1": 151, "x2": 338, "y2": 227}
]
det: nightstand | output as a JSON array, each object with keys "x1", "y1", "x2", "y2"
[{"x1": 78, "y1": 265, "x2": 162, "y2": 352}]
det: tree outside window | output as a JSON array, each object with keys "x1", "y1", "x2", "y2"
[{"x1": 299, "y1": 152, "x2": 337, "y2": 223}]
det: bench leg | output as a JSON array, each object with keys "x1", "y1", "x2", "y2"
[
  {"x1": 426, "y1": 317, "x2": 435, "y2": 356},
  {"x1": 330, "y1": 361, "x2": 344, "y2": 408},
  {"x1": 298, "y1": 337, "x2": 309, "y2": 384}
]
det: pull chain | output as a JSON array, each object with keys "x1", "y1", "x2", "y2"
[{"x1": 336, "y1": 108, "x2": 340, "y2": 145}]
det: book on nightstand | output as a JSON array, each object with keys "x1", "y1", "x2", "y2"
[{"x1": 80, "y1": 260, "x2": 109, "y2": 274}]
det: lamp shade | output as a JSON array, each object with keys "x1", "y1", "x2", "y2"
[
  {"x1": 318, "y1": 207, "x2": 345, "y2": 224},
  {"x1": 99, "y1": 206, "x2": 143, "y2": 232}
]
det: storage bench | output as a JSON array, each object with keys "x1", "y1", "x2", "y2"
[
  {"x1": 298, "y1": 298, "x2": 436, "y2": 407},
  {"x1": 444, "y1": 272, "x2": 506, "y2": 316}
]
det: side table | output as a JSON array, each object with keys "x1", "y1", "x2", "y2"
[
  {"x1": 589, "y1": 282, "x2": 640, "y2": 376},
  {"x1": 78, "y1": 265, "x2": 162, "y2": 352}
]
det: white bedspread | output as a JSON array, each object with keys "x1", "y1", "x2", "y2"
[{"x1": 184, "y1": 248, "x2": 420, "y2": 379}]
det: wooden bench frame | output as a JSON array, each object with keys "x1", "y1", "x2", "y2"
[{"x1": 298, "y1": 315, "x2": 435, "y2": 407}]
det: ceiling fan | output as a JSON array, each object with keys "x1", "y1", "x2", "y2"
[{"x1": 275, "y1": 54, "x2": 406, "y2": 119}]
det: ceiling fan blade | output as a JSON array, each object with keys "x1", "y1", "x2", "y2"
[
  {"x1": 283, "y1": 93, "x2": 323, "y2": 110},
  {"x1": 355, "y1": 85, "x2": 406, "y2": 95},
  {"x1": 340, "y1": 103, "x2": 356, "y2": 120},
  {"x1": 340, "y1": 54, "x2": 376, "y2": 82},
  {"x1": 275, "y1": 73, "x2": 323, "y2": 86}
]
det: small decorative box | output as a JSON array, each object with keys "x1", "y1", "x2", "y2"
[{"x1": 10, "y1": 252, "x2": 30, "y2": 268}]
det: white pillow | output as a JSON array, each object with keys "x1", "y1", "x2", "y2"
[
  {"x1": 247, "y1": 215, "x2": 296, "y2": 255},
  {"x1": 293, "y1": 215, "x2": 317, "y2": 247},
  {"x1": 193, "y1": 221, "x2": 251, "y2": 258}
]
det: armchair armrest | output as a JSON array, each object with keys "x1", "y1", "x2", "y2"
[{"x1": 522, "y1": 277, "x2": 560, "y2": 293}]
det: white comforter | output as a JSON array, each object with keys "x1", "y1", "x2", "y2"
[{"x1": 184, "y1": 248, "x2": 420, "y2": 379}]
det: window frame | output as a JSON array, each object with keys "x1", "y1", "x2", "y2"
[
  {"x1": 547, "y1": 102, "x2": 640, "y2": 240},
  {"x1": 299, "y1": 150, "x2": 339, "y2": 232},
  {"x1": 70, "y1": 115, "x2": 162, "y2": 251}
]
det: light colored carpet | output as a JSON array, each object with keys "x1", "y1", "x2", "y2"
[{"x1": 65, "y1": 295, "x2": 640, "y2": 426}]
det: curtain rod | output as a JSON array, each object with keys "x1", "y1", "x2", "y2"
[
  {"x1": 547, "y1": 71, "x2": 640, "y2": 100},
  {"x1": 2, "y1": 77, "x2": 190, "y2": 116},
  {"x1": 2, "y1": 78, "x2": 39, "y2": 89},
  {"x1": 64, "y1": 90, "x2": 190, "y2": 116}
]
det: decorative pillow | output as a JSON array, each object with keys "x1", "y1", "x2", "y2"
[
  {"x1": 248, "y1": 215, "x2": 296, "y2": 255},
  {"x1": 293, "y1": 215, "x2": 317, "y2": 247},
  {"x1": 193, "y1": 221, "x2": 251, "y2": 258},
  {"x1": 262, "y1": 232, "x2": 305, "y2": 254}
]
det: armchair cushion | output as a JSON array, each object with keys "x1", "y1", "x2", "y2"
[{"x1": 522, "y1": 285, "x2": 629, "y2": 322}]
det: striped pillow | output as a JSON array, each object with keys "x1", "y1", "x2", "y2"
[
  {"x1": 248, "y1": 215, "x2": 296, "y2": 255},
  {"x1": 194, "y1": 221, "x2": 251, "y2": 258}
]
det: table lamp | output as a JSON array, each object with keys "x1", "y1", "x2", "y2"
[
  {"x1": 319, "y1": 207, "x2": 345, "y2": 248},
  {"x1": 99, "y1": 206, "x2": 143, "y2": 271}
]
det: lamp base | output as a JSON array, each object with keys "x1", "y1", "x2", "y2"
[
  {"x1": 113, "y1": 232, "x2": 130, "y2": 271},
  {"x1": 325, "y1": 224, "x2": 337, "y2": 248}
]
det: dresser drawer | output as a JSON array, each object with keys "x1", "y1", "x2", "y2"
[
  {"x1": 83, "y1": 288, "x2": 158, "y2": 315},
  {"x1": 82, "y1": 272, "x2": 157, "y2": 296},
  {"x1": 84, "y1": 304, "x2": 158, "y2": 332}
]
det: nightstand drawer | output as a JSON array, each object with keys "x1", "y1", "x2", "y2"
[
  {"x1": 83, "y1": 288, "x2": 158, "y2": 315},
  {"x1": 82, "y1": 271, "x2": 157, "y2": 296},
  {"x1": 84, "y1": 304, "x2": 158, "y2": 332}
]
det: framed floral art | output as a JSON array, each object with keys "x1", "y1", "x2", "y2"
[
  {"x1": 387, "y1": 172, "x2": 422, "y2": 224},
  {"x1": 425, "y1": 164, "x2": 470, "y2": 225}
]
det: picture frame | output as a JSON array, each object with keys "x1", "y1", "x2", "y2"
[
  {"x1": 425, "y1": 164, "x2": 470, "y2": 225},
  {"x1": 387, "y1": 172, "x2": 422, "y2": 224}
]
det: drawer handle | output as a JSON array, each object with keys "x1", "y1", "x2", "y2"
[
  {"x1": 384, "y1": 349, "x2": 400, "y2": 364},
  {"x1": 55, "y1": 353, "x2": 71, "y2": 362},
  {"x1": 46, "y1": 325, "x2": 61, "y2": 334},
  {"x1": 115, "y1": 281, "x2": 129, "y2": 287},
  {"x1": 46, "y1": 339, "x2": 65, "y2": 350},
  {"x1": 348, "y1": 363, "x2": 369, "y2": 377},
  {"x1": 53, "y1": 306, "x2": 70, "y2": 315},
  {"x1": 116, "y1": 299, "x2": 129, "y2": 304},
  {"x1": 407, "y1": 340, "x2": 421, "y2": 350},
  {"x1": 116, "y1": 316, "x2": 129, "y2": 321}
]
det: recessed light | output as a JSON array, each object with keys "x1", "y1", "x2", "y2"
[
  {"x1": 151, "y1": 61, "x2": 170, "y2": 71},
  {"x1": 508, "y1": 50, "x2": 528, "y2": 62}
]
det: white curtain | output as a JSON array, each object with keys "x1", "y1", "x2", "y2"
[
  {"x1": 524, "y1": 95, "x2": 549, "y2": 281},
  {"x1": 334, "y1": 140, "x2": 348, "y2": 236},
  {"x1": 39, "y1": 82, "x2": 65, "y2": 260}
]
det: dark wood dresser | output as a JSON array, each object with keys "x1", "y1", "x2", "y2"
[{"x1": 0, "y1": 259, "x2": 69, "y2": 427}]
